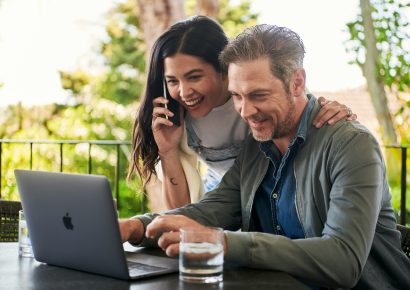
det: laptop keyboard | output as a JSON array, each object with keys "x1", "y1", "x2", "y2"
[{"x1": 127, "y1": 261, "x2": 167, "y2": 276}]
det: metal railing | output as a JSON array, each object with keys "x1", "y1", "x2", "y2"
[
  {"x1": 385, "y1": 145, "x2": 408, "y2": 225},
  {"x1": 0, "y1": 139, "x2": 131, "y2": 211},
  {"x1": 0, "y1": 140, "x2": 408, "y2": 224}
]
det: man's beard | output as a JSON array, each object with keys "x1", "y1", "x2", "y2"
[{"x1": 251, "y1": 94, "x2": 295, "y2": 142}]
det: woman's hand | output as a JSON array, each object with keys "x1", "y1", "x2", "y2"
[
  {"x1": 314, "y1": 96, "x2": 357, "y2": 128},
  {"x1": 152, "y1": 96, "x2": 184, "y2": 155}
]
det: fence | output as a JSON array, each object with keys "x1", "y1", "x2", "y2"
[
  {"x1": 0, "y1": 139, "x2": 134, "y2": 213},
  {"x1": 0, "y1": 140, "x2": 408, "y2": 224}
]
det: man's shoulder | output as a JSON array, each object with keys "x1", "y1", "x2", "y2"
[
  {"x1": 304, "y1": 120, "x2": 382, "y2": 162},
  {"x1": 314, "y1": 120, "x2": 378, "y2": 145}
]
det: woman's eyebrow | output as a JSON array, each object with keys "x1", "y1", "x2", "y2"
[
  {"x1": 184, "y1": 69, "x2": 204, "y2": 77},
  {"x1": 165, "y1": 69, "x2": 204, "y2": 79}
]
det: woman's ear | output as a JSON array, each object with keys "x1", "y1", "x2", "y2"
[{"x1": 291, "y1": 68, "x2": 306, "y2": 97}]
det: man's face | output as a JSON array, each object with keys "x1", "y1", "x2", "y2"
[{"x1": 228, "y1": 57, "x2": 296, "y2": 142}]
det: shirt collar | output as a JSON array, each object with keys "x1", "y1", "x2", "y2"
[{"x1": 294, "y1": 94, "x2": 316, "y2": 143}]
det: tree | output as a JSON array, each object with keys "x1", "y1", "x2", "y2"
[
  {"x1": 136, "y1": 0, "x2": 186, "y2": 59},
  {"x1": 345, "y1": 0, "x2": 410, "y2": 144},
  {"x1": 196, "y1": 0, "x2": 219, "y2": 17}
]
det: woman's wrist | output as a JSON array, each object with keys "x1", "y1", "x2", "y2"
[{"x1": 158, "y1": 148, "x2": 180, "y2": 161}]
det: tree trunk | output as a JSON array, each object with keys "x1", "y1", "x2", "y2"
[
  {"x1": 196, "y1": 0, "x2": 219, "y2": 18},
  {"x1": 136, "y1": 0, "x2": 186, "y2": 59},
  {"x1": 360, "y1": 0, "x2": 397, "y2": 144}
]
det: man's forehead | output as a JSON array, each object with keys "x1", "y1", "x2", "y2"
[{"x1": 227, "y1": 59, "x2": 276, "y2": 91}]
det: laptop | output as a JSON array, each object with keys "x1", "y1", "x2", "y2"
[{"x1": 14, "y1": 169, "x2": 179, "y2": 280}]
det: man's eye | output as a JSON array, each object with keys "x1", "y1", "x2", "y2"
[
  {"x1": 251, "y1": 94, "x2": 266, "y2": 99},
  {"x1": 189, "y1": 75, "x2": 201, "y2": 80},
  {"x1": 230, "y1": 93, "x2": 241, "y2": 99}
]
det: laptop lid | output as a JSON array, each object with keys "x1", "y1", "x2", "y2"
[{"x1": 14, "y1": 169, "x2": 178, "y2": 280}]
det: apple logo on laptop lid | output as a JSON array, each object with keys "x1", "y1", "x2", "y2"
[{"x1": 62, "y1": 212, "x2": 74, "y2": 230}]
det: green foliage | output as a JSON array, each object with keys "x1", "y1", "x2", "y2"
[
  {"x1": 345, "y1": 0, "x2": 410, "y2": 92},
  {"x1": 0, "y1": 100, "x2": 142, "y2": 218},
  {"x1": 345, "y1": 0, "x2": 410, "y2": 143},
  {"x1": 217, "y1": 0, "x2": 258, "y2": 38},
  {"x1": 98, "y1": 0, "x2": 146, "y2": 105}
]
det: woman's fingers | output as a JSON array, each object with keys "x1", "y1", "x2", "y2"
[
  {"x1": 315, "y1": 97, "x2": 356, "y2": 128},
  {"x1": 152, "y1": 103, "x2": 175, "y2": 127}
]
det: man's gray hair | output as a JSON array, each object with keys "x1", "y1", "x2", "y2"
[{"x1": 219, "y1": 24, "x2": 305, "y2": 92}]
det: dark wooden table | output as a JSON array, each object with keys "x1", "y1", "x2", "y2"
[{"x1": 0, "y1": 243, "x2": 308, "y2": 290}]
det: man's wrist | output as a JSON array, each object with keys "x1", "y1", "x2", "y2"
[{"x1": 127, "y1": 218, "x2": 145, "y2": 244}]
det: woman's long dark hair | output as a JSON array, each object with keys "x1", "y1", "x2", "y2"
[{"x1": 127, "y1": 15, "x2": 228, "y2": 186}]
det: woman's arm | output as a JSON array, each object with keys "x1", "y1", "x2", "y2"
[
  {"x1": 152, "y1": 96, "x2": 190, "y2": 209},
  {"x1": 159, "y1": 150, "x2": 191, "y2": 208}
]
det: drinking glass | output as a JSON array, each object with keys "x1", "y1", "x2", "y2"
[
  {"x1": 18, "y1": 210, "x2": 33, "y2": 258},
  {"x1": 179, "y1": 227, "x2": 224, "y2": 283}
]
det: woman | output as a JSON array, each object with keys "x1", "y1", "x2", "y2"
[{"x1": 128, "y1": 16, "x2": 356, "y2": 209}]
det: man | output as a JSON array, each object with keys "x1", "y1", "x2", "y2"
[{"x1": 120, "y1": 25, "x2": 409, "y2": 289}]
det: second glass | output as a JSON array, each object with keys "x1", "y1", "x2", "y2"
[{"x1": 18, "y1": 210, "x2": 33, "y2": 258}]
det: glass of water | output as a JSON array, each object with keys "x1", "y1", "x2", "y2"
[
  {"x1": 18, "y1": 210, "x2": 33, "y2": 258},
  {"x1": 179, "y1": 227, "x2": 224, "y2": 283}
]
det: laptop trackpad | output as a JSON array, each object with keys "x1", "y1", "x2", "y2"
[
  {"x1": 126, "y1": 252, "x2": 179, "y2": 269},
  {"x1": 127, "y1": 261, "x2": 167, "y2": 276}
]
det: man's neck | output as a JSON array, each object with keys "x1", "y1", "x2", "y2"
[{"x1": 273, "y1": 94, "x2": 309, "y2": 155}]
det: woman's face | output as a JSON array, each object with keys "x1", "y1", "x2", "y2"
[{"x1": 163, "y1": 53, "x2": 229, "y2": 119}]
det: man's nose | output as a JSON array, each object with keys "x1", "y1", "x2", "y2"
[{"x1": 240, "y1": 99, "x2": 257, "y2": 120}]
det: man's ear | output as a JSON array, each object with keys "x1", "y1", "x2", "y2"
[{"x1": 291, "y1": 68, "x2": 306, "y2": 97}]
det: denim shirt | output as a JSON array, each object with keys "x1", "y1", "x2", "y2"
[{"x1": 251, "y1": 96, "x2": 316, "y2": 239}]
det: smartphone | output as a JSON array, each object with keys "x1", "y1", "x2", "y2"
[{"x1": 163, "y1": 78, "x2": 181, "y2": 126}]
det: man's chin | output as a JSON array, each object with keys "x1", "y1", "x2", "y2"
[{"x1": 251, "y1": 131, "x2": 272, "y2": 142}]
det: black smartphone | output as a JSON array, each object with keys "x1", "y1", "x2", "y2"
[{"x1": 163, "y1": 79, "x2": 181, "y2": 126}]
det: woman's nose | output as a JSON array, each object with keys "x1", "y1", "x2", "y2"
[{"x1": 179, "y1": 82, "x2": 194, "y2": 99}]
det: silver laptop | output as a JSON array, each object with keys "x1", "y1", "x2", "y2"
[{"x1": 14, "y1": 169, "x2": 178, "y2": 280}]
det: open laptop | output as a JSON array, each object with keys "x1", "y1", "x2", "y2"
[{"x1": 14, "y1": 169, "x2": 179, "y2": 280}]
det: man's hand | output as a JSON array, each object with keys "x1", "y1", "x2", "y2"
[
  {"x1": 118, "y1": 218, "x2": 145, "y2": 244},
  {"x1": 146, "y1": 215, "x2": 211, "y2": 257}
]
